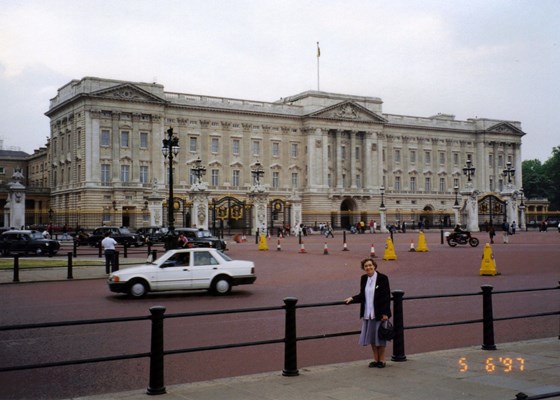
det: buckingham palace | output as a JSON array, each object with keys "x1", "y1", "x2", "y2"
[{"x1": 36, "y1": 76, "x2": 525, "y2": 233}]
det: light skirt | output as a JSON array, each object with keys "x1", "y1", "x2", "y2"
[{"x1": 358, "y1": 319, "x2": 386, "y2": 347}]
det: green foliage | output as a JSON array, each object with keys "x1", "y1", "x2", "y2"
[{"x1": 523, "y1": 146, "x2": 560, "y2": 210}]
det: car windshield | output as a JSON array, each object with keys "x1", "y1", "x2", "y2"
[
  {"x1": 196, "y1": 230, "x2": 213, "y2": 238},
  {"x1": 30, "y1": 232, "x2": 44, "y2": 239},
  {"x1": 118, "y1": 228, "x2": 132, "y2": 234},
  {"x1": 216, "y1": 250, "x2": 231, "y2": 261}
]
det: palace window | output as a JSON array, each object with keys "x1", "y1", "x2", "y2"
[
  {"x1": 140, "y1": 132, "x2": 148, "y2": 149},
  {"x1": 101, "y1": 164, "x2": 111, "y2": 184},
  {"x1": 291, "y1": 172, "x2": 298, "y2": 188},
  {"x1": 425, "y1": 177, "x2": 431, "y2": 193},
  {"x1": 272, "y1": 171, "x2": 279, "y2": 188},
  {"x1": 424, "y1": 151, "x2": 431, "y2": 165},
  {"x1": 211, "y1": 138, "x2": 219, "y2": 153},
  {"x1": 290, "y1": 143, "x2": 298, "y2": 158},
  {"x1": 272, "y1": 142, "x2": 280, "y2": 157},
  {"x1": 232, "y1": 170, "x2": 240, "y2": 187},
  {"x1": 439, "y1": 177, "x2": 445, "y2": 193},
  {"x1": 410, "y1": 150, "x2": 416, "y2": 163},
  {"x1": 121, "y1": 165, "x2": 130, "y2": 182},
  {"x1": 189, "y1": 137, "x2": 197, "y2": 152},
  {"x1": 232, "y1": 139, "x2": 240, "y2": 155},
  {"x1": 252, "y1": 140, "x2": 261, "y2": 156},
  {"x1": 394, "y1": 149, "x2": 401, "y2": 163},
  {"x1": 121, "y1": 131, "x2": 130, "y2": 148},
  {"x1": 211, "y1": 169, "x2": 219, "y2": 186},
  {"x1": 395, "y1": 176, "x2": 401, "y2": 192},
  {"x1": 101, "y1": 130, "x2": 110, "y2": 147},
  {"x1": 410, "y1": 176, "x2": 416, "y2": 192},
  {"x1": 140, "y1": 166, "x2": 149, "y2": 184}
]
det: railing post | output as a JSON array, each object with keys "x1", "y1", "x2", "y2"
[
  {"x1": 282, "y1": 297, "x2": 299, "y2": 377},
  {"x1": 123, "y1": 243, "x2": 128, "y2": 258},
  {"x1": 481, "y1": 285, "x2": 497, "y2": 350},
  {"x1": 67, "y1": 252, "x2": 73, "y2": 279},
  {"x1": 391, "y1": 290, "x2": 407, "y2": 362},
  {"x1": 13, "y1": 255, "x2": 19, "y2": 282},
  {"x1": 98, "y1": 242, "x2": 102, "y2": 258},
  {"x1": 147, "y1": 306, "x2": 166, "y2": 395},
  {"x1": 72, "y1": 239, "x2": 77, "y2": 258}
]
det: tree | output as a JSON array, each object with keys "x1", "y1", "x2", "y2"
[
  {"x1": 521, "y1": 159, "x2": 550, "y2": 200},
  {"x1": 542, "y1": 146, "x2": 560, "y2": 210}
]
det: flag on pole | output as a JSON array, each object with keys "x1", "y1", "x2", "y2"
[{"x1": 317, "y1": 41, "x2": 320, "y2": 57}]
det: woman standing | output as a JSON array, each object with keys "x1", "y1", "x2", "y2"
[{"x1": 344, "y1": 258, "x2": 392, "y2": 368}]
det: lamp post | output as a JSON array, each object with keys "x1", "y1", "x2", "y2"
[
  {"x1": 503, "y1": 161, "x2": 515, "y2": 184},
  {"x1": 251, "y1": 160, "x2": 264, "y2": 185},
  {"x1": 519, "y1": 188, "x2": 526, "y2": 230},
  {"x1": 380, "y1": 186, "x2": 385, "y2": 208},
  {"x1": 191, "y1": 157, "x2": 207, "y2": 184},
  {"x1": 162, "y1": 127, "x2": 180, "y2": 248},
  {"x1": 463, "y1": 159, "x2": 475, "y2": 182},
  {"x1": 453, "y1": 185, "x2": 459, "y2": 207}
]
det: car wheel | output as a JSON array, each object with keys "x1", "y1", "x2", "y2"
[
  {"x1": 35, "y1": 247, "x2": 43, "y2": 256},
  {"x1": 212, "y1": 276, "x2": 232, "y2": 295},
  {"x1": 128, "y1": 280, "x2": 149, "y2": 298}
]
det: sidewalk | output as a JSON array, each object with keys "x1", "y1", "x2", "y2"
[{"x1": 74, "y1": 338, "x2": 559, "y2": 400}]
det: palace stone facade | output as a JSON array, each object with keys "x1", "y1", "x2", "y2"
[{"x1": 44, "y1": 77, "x2": 525, "y2": 231}]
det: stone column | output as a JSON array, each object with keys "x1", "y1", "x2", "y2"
[
  {"x1": 289, "y1": 191, "x2": 302, "y2": 234},
  {"x1": 350, "y1": 130, "x2": 357, "y2": 189},
  {"x1": 364, "y1": 131, "x2": 373, "y2": 189},
  {"x1": 379, "y1": 206, "x2": 388, "y2": 233},
  {"x1": 336, "y1": 130, "x2": 343, "y2": 189},
  {"x1": 453, "y1": 204, "x2": 461, "y2": 226}
]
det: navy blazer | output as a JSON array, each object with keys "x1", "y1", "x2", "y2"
[{"x1": 350, "y1": 272, "x2": 392, "y2": 320}]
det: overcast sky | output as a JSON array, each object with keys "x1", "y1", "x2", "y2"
[{"x1": 1, "y1": 0, "x2": 558, "y2": 162}]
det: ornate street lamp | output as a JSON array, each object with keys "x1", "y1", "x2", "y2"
[
  {"x1": 161, "y1": 127, "x2": 180, "y2": 246},
  {"x1": 251, "y1": 160, "x2": 264, "y2": 185},
  {"x1": 503, "y1": 161, "x2": 515, "y2": 184},
  {"x1": 453, "y1": 185, "x2": 459, "y2": 207},
  {"x1": 379, "y1": 186, "x2": 385, "y2": 208},
  {"x1": 463, "y1": 159, "x2": 475, "y2": 182},
  {"x1": 519, "y1": 188, "x2": 525, "y2": 207},
  {"x1": 191, "y1": 157, "x2": 207, "y2": 184}
]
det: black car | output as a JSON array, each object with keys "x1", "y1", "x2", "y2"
[
  {"x1": 174, "y1": 228, "x2": 227, "y2": 250},
  {"x1": 135, "y1": 226, "x2": 168, "y2": 244},
  {"x1": 87, "y1": 227, "x2": 144, "y2": 247},
  {"x1": 0, "y1": 230, "x2": 61, "y2": 256}
]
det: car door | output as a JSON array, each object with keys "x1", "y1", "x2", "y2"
[
  {"x1": 153, "y1": 252, "x2": 193, "y2": 291},
  {"x1": 190, "y1": 250, "x2": 221, "y2": 289}
]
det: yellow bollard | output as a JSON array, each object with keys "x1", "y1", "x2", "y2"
[
  {"x1": 382, "y1": 237, "x2": 397, "y2": 260},
  {"x1": 258, "y1": 233, "x2": 269, "y2": 251},
  {"x1": 479, "y1": 243, "x2": 499, "y2": 276},
  {"x1": 416, "y1": 231, "x2": 429, "y2": 252}
]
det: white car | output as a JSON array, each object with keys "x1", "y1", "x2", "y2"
[{"x1": 108, "y1": 248, "x2": 256, "y2": 298}]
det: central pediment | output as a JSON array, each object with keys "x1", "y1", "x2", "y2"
[
  {"x1": 306, "y1": 101, "x2": 386, "y2": 123},
  {"x1": 91, "y1": 83, "x2": 166, "y2": 103}
]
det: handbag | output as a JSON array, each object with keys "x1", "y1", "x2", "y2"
[{"x1": 378, "y1": 319, "x2": 395, "y2": 341}]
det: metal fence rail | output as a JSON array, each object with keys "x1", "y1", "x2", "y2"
[{"x1": 1, "y1": 284, "x2": 558, "y2": 396}]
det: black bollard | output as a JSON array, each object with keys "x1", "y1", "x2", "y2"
[
  {"x1": 73, "y1": 239, "x2": 77, "y2": 258},
  {"x1": 13, "y1": 255, "x2": 19, "y2": 282},
  {"x1": 98, "y1": 242, "x2": 102, "y2": 258},
  {"x1": 67, "y1": 252, "x2": 73, "y2": 279},
  {"x1": 391, "y1": 290, "x2": 407, "y2": 362},
  {"x1": 282, "y1": 297, "x2": 299, "y2": 376},
  {"x1": 147, "y1": 306, "x2": 167, "y2": 395},
  {"x1": 481, "y1": 285, "x2": 497, "y2": 350},
  {"x1": 123, "y1": 243, "x2": 128, "y2": 258}
]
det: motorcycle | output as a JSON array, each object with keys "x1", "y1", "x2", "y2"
[{"x1": 446, "y1": 231, "x2": 479, "y2": 247}]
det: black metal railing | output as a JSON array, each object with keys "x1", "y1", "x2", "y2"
[{"x1": 0, "y1": 284, "x2": 558, "y2": 396}]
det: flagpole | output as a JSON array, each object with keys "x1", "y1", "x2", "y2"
[{"x1": 316, "y1": 41, "x2": 320, "y2": 91}]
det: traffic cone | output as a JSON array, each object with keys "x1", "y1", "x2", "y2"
[
  {"x1": 382, "y1": 237, "x2": 397, "y2": 260},
  {"x1": 299, "y1": 242, "x2": 307, "y2": 254},
  {"x1": 416, "y1": 231, "x2": 429, "y2": 252},
  {"x1": 323, "y1": 242, "x2": 329, "y2": 255},
  {"x1": 258, "y1": 233, "x2": 268, "y2": 251},
  {"x1": 277, "y1": 239, "x2": 282, "y2": 251},
  {"x1": 480, "y1": 243, "x2": 499, "y2": 276},
  {"x1": 342, "y1": 242, "x2": 349, "y2": 251},
  {"x1": 409, "y1": 240, "x2": 416, "y2": 252},
  {"x1": 370, "y1": 243, "x2": 376, "y2": 258}
]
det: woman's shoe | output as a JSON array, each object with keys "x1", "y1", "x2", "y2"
[
  {"x1": 377, "y1": 362, "x2": 386, "y2": 368},
  {"x1": 368, "y1": 361, "x2": 379, "y2": 368}
]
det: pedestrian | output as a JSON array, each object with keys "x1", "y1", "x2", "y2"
[
  {"x1": 488, "y1": 225, "x2": 496, "y2": 244},
  {"x1": 344, "y1": 258, "x2": 392, "y2": 368},
  {"x1": 178, "y1": 232, "x2": 189, "y2": 248},
  {"x1": 373, "y1": 220, "x2": 377, "y2": 233},
  {"x1": 42, "y1": 229, "x2": 50, "y2": 239},
  {"x1": 325, "y1": 223, "x2": 334, "y2": 238},
  {"x1": 502, "y1": 221, "x2": 510, "y2": 244},
  {"x1": 511, "y1": 221, "x2": 516, "y2": 235},
  {"x1": 61, "y1": 224, "x2": 70, "y2": 241},
  {"x1": 101, "y1": 232, "x2": 118, "y2": 273}
]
